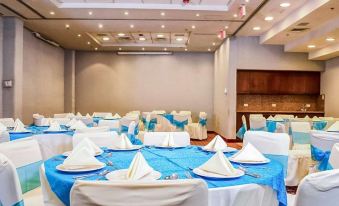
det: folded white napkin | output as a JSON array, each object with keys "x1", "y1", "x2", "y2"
[
  {"x1": 66, "y1": 118, "x2": 77, "y2": 127},
  {"x1": 105, "y1": 113, "x2": 121, "y2": 119},
  {"x1": 161, "y1": 133, "x2": 176, "y2": 147},
  {"x1": 327, "y1": 121, "x2": 339, "y2": 132},
  {"x1": 0, "y1": 122, "x2": 7, "y2": 132},
  {"x1": 115, "y1": 134, "x2": 133, "y2": 149},
  {"x1": 312, "y1": 116, "x2": 320, "y2": 122},
  {"x1": 70, "y1": 120, "x2": 87, "y2": 130},
  {"x1": 203, "y1": 135, "x2": 227, "y2": 151},
  {"x1": 267, "y1": 115, "x2": 275, "y2": 121},
  {"x1": 13, "y1": 119, "x2": 29, "y2": 132},
  {"x1": 274, "y1": 116, "x2": 284, "y2": 122},
  {"x1": 127, "y1": 152, "x2": 154, "y2": 180},
  {"x1": 305, "y1": 115, "x2": 310, "y2": 119},
  {"x1": 307, "y1": 169, "x2": 339, "y2": 191},
  {"x1": 85, "y1": 113, "x2": 92, "y2": 118},
  {"x1": 46, "y1": 121, "x2": 63, "y2": 132},
  {"x1": 76, "y1": 112, "x2": 82, "y2": 117},
  {"x1": 231, "y1": 143, "x2": 267, "y2": 162},
  {"x1": 199, "y1": 151, "x2": 236, "y2": 176},
  {"x1": 66, "y1": 113, "x2": 75, "y2": 118},
  {"x1": 72, "y1": 138, "x2": 103, "y2": 155},
  {"x1": 63, "y1": 147, "x2": 102, "y2": 169},
  {"x1": 33, "y1": 113, "x2": 43, "y2": 119}
]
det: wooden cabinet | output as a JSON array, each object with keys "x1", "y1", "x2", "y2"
[{"x1": 237, "y1": 70, "x2": 320, "y2": 95}]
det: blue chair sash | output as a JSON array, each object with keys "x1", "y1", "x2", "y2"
[
  {"x1": 236, "y1": 124, "x2": 247, "y2": 139},
  {"x1": 313, "y1": 121, "x2": 327, "y2": 131},
  {"x1": 266, "y1": 121, "x2": 277, "y2": 133},
  {"x1": 142, "y1": 117, "x2": 157, "y2": 132},
  {"x1": 292, "y1": 132, "x2": 310, "y2": 144},
  {"x1": 127, "y1": 134, "x2": 143, "y2": 145},
  {"x1": 121, "y1": 124, "x2": 139, "y2": 135},
  {"x1": 199, "y1": 118, "x2": 207, "y2": 127},
  {"x1": 161, "y1": 114, "x2": 174, "y2": 124},
  {"x1": 311, "y1": 145, "x2": 333, "y2": 171},
  {"x1": 173, "y1": 119, "x2": 188, "y2": 130},
  {"x1": 17, "y1": 160, "x2": 42, "y2": 193}
]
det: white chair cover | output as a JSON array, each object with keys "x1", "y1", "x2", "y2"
[
  {"x1": 92, "y1": 112, "x2": 112, "y2": 118},
  {"x1": 39, "y1": 164, "x2": 64, "y2": 206},
  {"x1": 120, "y1": 116, "x2": 139, "y2": 131},
  {"x1": 152, "y1": 110, "x2": 166, "y2": 115},
  {"x1": 70, "y1": 179, "x2": 208, "y2": 206},
  {"x1": 0, "y1": 131, "x2": 10, "y2": 143},
  {"x1": 329, "y1": 143, "x2": 339, "y2": 169},
  {"x1": 72, "y1": 132, "x2": 118, "y2": 148},
  {"x1": 126, "y1": 111, "x2": 141, "y2": 116},
  {"x1": 179, "y1": 111, "x2": 193, "y2": 124},
  {"x1": 310, "y1": 131, "x2": 339, "y2": 152},
  {"x1": 98, "y1": 119, "x2": 120, "y2": 130},
  {"x1": 128, "y1": 121, "x2": 137, "y2": 135},
  {"x1": 186, "y1": 112, "x2": 208, "y2": 140},
  {"x1": 249, "y1": 117, "x2": 266, "y2": 130},
  {"x1": 290, "y1": 122, "x2": 311, "y2": 145},
  {"x1": 294, "y1": 169, "x2": 339, "y2": 206},
  {"x1": 75, "y1": 126, "x2": 110, "y2": 134},
  {"x1": 33, "y1": 117, "x2": 50, "y2": 127},
  {"x1": 0, "y1": 118, "x2": 15, "y2": 128},
  {"x1": 173, "y1": 114, "x2": 190, "y2": 132},
  {"x1": 155, "y1": 114, "x2": 175, "y2": 132},
  {"x1": 51, "y1": 118, "x2": 71, "y2": 126},
  {"x1": 0, "y1": 153, "x2": 23, "y2": 206},
  {"x1": 143, "y1": 132, "x2": 190, "y2": 147},
  {"x1": 54, "y1": 113, "x2": 74, "y2": 118},
  {"x1": 76, "y1": 117, "x2": 93, "y2": 126}
]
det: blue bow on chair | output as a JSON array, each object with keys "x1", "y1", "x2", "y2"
[
  {"x1": 313, "y1": 121, "x2": 327, "y2": 131},
  {"x1": 266, "y1": 121, "x2": 277, "y2": 133},
  {"x1": 173, "y1": 119, "x2": 188, "y2": 130},
  {"x1": 311, "y1": 145, "x2": 333, "y2": 171},
  {"x1": 199, "y1": 118, "x2": 207, "y2": 127}
]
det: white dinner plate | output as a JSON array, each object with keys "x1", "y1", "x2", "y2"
[
  {"x1": 192, "y1": 168, "x2": 245, "y2": 179},
  {"x1": 62, "y1": 150, "x2": 103, "y2": 157},
  {"x1": 155, "y1": 145, "x2": 185, "y2": 149},
  {"x1": 56, "y1": 162, "x2": 106, "y2": 173},
  {"x1": 9, "y1": 131, "x2": 31, "y2": 134},
  {"x1": 228, "y1": 157, "x2": 271, "y2": 165},
  {"x1": 108, "y1": 145, "x2": 143, "y2": 151},
  {"x1": 105, "y1": 169, "x2": 161, "y2": 181},
  {"x1": 201, "y1": 147, "x2": 237, "y2": 153}
]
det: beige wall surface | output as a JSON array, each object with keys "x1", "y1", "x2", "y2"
[
  {"x1": 75, "y1": 52, "x2": 214, "y2": 129},
  {"x1": 214, "y1": 36, "x2": 325, "y2": 138},
  {"x1": 22, "y1": 29, "x2": 64, "y2": 123},
  {"x1": 321, "y1": 57, "x2": 339, "y2": 117}
]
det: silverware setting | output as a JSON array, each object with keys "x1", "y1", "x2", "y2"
[
  {"x1": 164, "y1": 173, "x2": 179, "y2": 180},
  {"x1": 238, "y1": 166, "x2": 261, "y2": 178},
  {"x1": 73, "y1": 169, "x2": 110, "y2": 180},
  {"x1": 185, "y1": 171, "x2": 193, "y2": 179}
]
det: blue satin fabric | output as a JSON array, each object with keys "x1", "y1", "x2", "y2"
[
  {"x1": 172, "y1": 119, "x2": 188, "y2": 130},
  {"x1": 142, "y1": 118, "x2": 157, "y2": 132},
  {"x1": 0, "y1": 200, "x2": 25, "y2": 206},
  {"x1": 199, "y1": 119, "x2": 207, "y2": 127},
  {"x1": 292, "y1": 132, "x2": 310, "y2": 144},
  {"x1": 17, "y1": 160, "x2": 42, "y2": 194},
  {"x1": 120, "y1": 125, "x2": 139, "y2": 135},
  {"x1": 313, "y1": 121, "x2": 327, "y2": 131},
  {"x1": 236, "y1": 125, "x2": 247, "y2": 139},
  {"x1": 267, "y1": 154, "x2": 288, "y2": 177},
  {"x1": 266, "y1": 121, "x2": 277, "y2": 133},
  {"x1": 311, "y1": 145, "x2": 333, "y2": 171},
  {"x1": 44, "y1": 146, "x2": 287, "y2": 206},
  {"x1": 10, "y1": 125, "x2": 74, "y2": 141}
]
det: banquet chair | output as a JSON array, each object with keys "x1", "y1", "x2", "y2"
[
  {"x1": 33, "y1": 115, "x2": 50, "y2": 127},
  {"x1": 0, "y1": 118, "x2": 15, "y2": 128},
  {"x1": 249, "y1": 116, "x2": 266, "y2": 131},
  {"x1": 54, "y1": 113, "x2": 74, "y2": 118},
  {"x1": 290, "y1": 122, "x2": 311, "y2": 145},
  {"x1": 75, "y1": 126, "x2": 110, "y2": 134},
  {"x1": 128, "y1": 121, "x2": 137, "y2": 135},
  {"x1": 243, "y1": 131, "x2": 290, "y2": 176},
  {"x1": 186, "y1": 112, "x2": 208, "y2": 140},
  {"x1": 294, "y1": 169, "x2": 339, "y2": 206},
  {"x1": 92, "y1": 112, "x2": 112, "y2": 118},
  {"x1": 179, "y1": 111, "x2": 193, "y2": 123},
  {"x1": 51, "y1": 117, "x2": 71, "y2": 126},
  {"x1": 98, "y1": 119, "x2": 120, "y2": 130},
  {"x1": 120, "y1": 115, "x2": 139, "y2": 133},
  {"x1": 126, "y1": 110, "x2": 141, "y2": 116},
  {"x1": 0, "y1": 153, "x2": 24, "y2": 206},
  {"x1": 70, "y1": 179, "x2": 208, "y2": 206},
  {"x1": 0, "y1": 131, "x2": 10, "y2": 143},
  {"x1": 72, "y1": 131, "x2": 118, "y2": 148},
  {"x1": 310, "y1": 131, "x2": 339, "y2": 171},
  {"x1": 77, "y1": 116, "x2": 94, "y2": 126},
  {"x1": 236, "y1": 115, "x2": 248, "y2": 139},
  {"x1": 0, "y1": 138, "x2": 44, "y2": 205},
  {"x1": 329, "y1": 143, "x2": 339, "y2": 169},
  {"x1": 155, "y1": 114, "x2": 174, "y2": 132},
  {"x1": 143, "y1": 132, "x2": 190, "y2": 147},
  {"x1": 172, "y1": 114, "x2": 190, "y2": 131}
]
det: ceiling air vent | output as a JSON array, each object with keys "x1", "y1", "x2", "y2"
[
  {"x1": 297, "y1": 22, "x2": 309, "y2": 26},
  {"x1": 290, "y1": 28, "x2": 309, "y2": 32}
]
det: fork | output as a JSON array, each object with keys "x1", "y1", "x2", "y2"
[
  {"x1": 185, "y1": 171, "x2": 193, "y2": 179},
  {"x1": 74, "y1": 169, "x2": 109, "y2": 180},
  {"x1": 238, "y1": 166, "x2": 261, "y2": 178}
]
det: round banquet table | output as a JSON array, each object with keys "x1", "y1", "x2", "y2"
[{"x1": 41, "y1": 146, "x2": 287, "y2": 206}]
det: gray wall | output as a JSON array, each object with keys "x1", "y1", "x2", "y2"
[
  {"x1": 321, "y1": 57, "x2": 339, "y2": 117},
  {"x1": 74, "y1": 52, "x2": 214, "y2": 129},
  {"x1": 214, "y1": 36, "x2": 325, "y2": 138},
  {"x1": 22, "y1": 29, "x2": 64, "y2": 123}
]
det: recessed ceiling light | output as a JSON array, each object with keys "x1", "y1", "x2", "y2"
[
  {"x1": 164, "y1": 48, "x2": 167, "y2": 51},
  {"x1": 49, "y1": 11, "x2": 55, "y2": 15},
  {"x1": 65, "y1": 24, "x2": 70, "y2": 29},
  {"x1": 94, "y1": 47, "x2": 98, "y2": 51},
  {"x1": 124, "y1": 11, "x2": 129, "y2": 15},
  {"x1": 212, "y1": 42, "x2": 216, "y2": 46},
  {"x1": 117, "y1": 33, "x2": 125, "y2": 37},
  {"x1": 185, "y1": 48, "x2": 188, "y2": 51},
  {"x1": 308, "y1": 45, "x2": 316, "y2": 48},
  {"x1": 142, "y1": 47, "x2": 145, "y2": 51},
  {"x1": 253, "y1": 26, "x2": 261, "y2": 31},
  {"x1": 326, "y1": 37, "x2": 335, "y2": 42},
  {"x1": 280, "y1": 2, "x2": 290, "y2": 8},
  {"x1": 191, "y1": 25, "x2": 196, "y2": 29},
  {"x1": 77, "y1": 34, "x2": 82, "y2": 37},
  {"x1": 98, "y1": 24, "x2": 103, "y2": 28},
  {"x1": 130, "y1": 24, "x2": 134, "y2": 28},
  {"x1": 161, "y1": 12, "x2": 165, "y2": 16},
  {"x1": 87, "y1": 41, "x2": 91, "y2": 45},
  {"x1": 225, "y1": 26, "x2": 229, "y2": 29},
  {"x1": 119, "y1": 48, "x2": 122, "y2": 51},
  {"x1": 208, "y1": 48, "x2": 211, "y2": 51},
  {"x1": 176, "y1": 37, "x2": 184, "y2": 41},
  {"x1": 265, "y1": 16, "x2": 274, "y2": 21},
  {"x1": 88, "y1": 11, "x2": 93, "y2": 15},
  {"x1": 157, "y1": 34, "x2": 164, "y2": 38},
  {"x1": 233, "y1": 14, "x2": 238, "y2": 18},
  {"x1": 139, "y1": 37, "x2": 146, "y2": 41},
  {"x1": 161, "y1": 25, "x2": 165, "y2": 28},
  {"x1": 102, "y1": 37, "x2": 110, "y2": 41},
  {"x1": 196, "y1": 13, "x2": 200, "y2": 17}
]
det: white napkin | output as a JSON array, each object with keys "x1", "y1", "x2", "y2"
[
  {"x1": 305, "y1": 115, "x2": 310, "y2": 119},
  {"x1": 327, "y1": 121, "x2": 339, "y2": 132},
  {"x1": 33, "y1": 113, "x2": 42, "y2": 119},
  {"x1": 0, "y1": 122, "x2": 7, "y2": 132},
  {"x1": 63, "y1": 147, "x2": 102, "y2": 169},
  {"x1": 127, "y1": 152, "x2": 154, "y2": 180},
  {"x1": 70, "y1": 120, "x2": 87, "y2": 130},
  {"x1": 46, "y1": 121, "x2": 63, "y2": 132},
  {"x1": 85, "y1": 113, "x2": 92, "y2": 118},
  {"x1": 105, "y1": 113, "x2": 121, "y2": 119},
  {"x1": 198, "y1": 151, "x2": 236, "y2": 176},
  {"x1": 161, "y1": 133, "x2": 176, "y2": 147},
  {"x1": 307, "y1": 169, "x2": 339, "y2": 191},
  {"x1": 72, "y1": 138, "x2": 103, "y2": 155},
  {"x1": 203, "y1": 135, "x2": 227, "y2": 151},
  {"x1": 76, "y1": 112, "x2": 82, "y2": 117},
  {"x1": 13, "y1": 119, "x2": 29, "y2": 132},
  {"x1": 66, "y1": 113, "x2": 75, "y2": 118},
  {"x1": 115, "y1": 134, "x2": 133, "y2": 149},
  {"x1": 66, "y1": 118, "x2": 77, "y2": 127},
  {"x1": 274, "y1": 116, "x2": 284, "y2": 122},
  {"x1": 231, "y1": 143, "x2": 267, "y2": 162},
  {"x1": 312, "y1": 116, "x2": 320, "y2": 122},
  {"x1": 267, "y1": 115, "x2": 275, "y2": 121}
]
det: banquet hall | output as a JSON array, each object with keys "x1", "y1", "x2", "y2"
[{"x1": 1, "y1": 0, "x2": 339, "y2": 206}]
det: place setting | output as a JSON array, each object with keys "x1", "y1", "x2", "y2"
[
  {"x1": 108, "y1": 133, "x2": 143, "y2": 151},
  {"x1": 155, "y1": 133, "x2": 185, "y2": 149},
  {"x1": 8, "y1": 119, "x2": 31, "y2": 134},
  {"x1": 43, "y1": 121, "x2": 69, "y2": 134},
  {"x1": 200, "y1": 135, "x2": 237, "y2": 153}
]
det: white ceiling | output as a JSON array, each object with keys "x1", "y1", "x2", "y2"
[{"x1": 0, "y1": 0, "x2": 339, "y2": 59}]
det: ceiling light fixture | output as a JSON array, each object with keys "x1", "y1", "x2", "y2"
[
  {"x1": 139, "y1": 37, "x2": 146, "y2": 41},
  {"x1": 98, "y1": 24, "x2": 103, "y2": 28},
  {"x1": 119, "y1": 48, "x2": 122, "y2": 51},
  {"x1": 124, "y1": 11, "x2": 129, "y2": 15},
  {"x1": 253, "y1": 26, "x2": 261, "y2": 31},
  {"x1": 88, "y1": 11, "x2": 93, "y2": 15},
  {"x1": 130, "y1": 24, "x2": 134, "y2": 28},
  {"x1": 49, "y1": 11, "x2": 55, "y2": 15},
  {"x1": 65, "y1": 24, "x2": 70, "y2": 29},
  {"x1": 87, "y1": 41, "x2": 91, "y2": 45},
  {"x1": 176, "y1": 37, "x2": 184, "y2": 41},
  {"x1": 280, "y1": 2, "x2": 290, "y2": 8},
  {"x1": 103, "y1": 37, "x2": 110, "y2": 41},
  {"x1": 161, "y1": 25, "x2": 165, "y2": 28},
  {"x1": 196, "y1": 13, "x2": 200, "y2": 17},
  {"x1": 308, "y1": 45, "x2": 316, "y2": 48},
  {"x1": 191, "y1": 25, "x2": 196, "y2": 29},
  {"x1": 212, "y1": 42, "x2": 216, "y2": 46},
  {"x1": 94, "y1": 47, "x2": 98, "y2": 51},
  {"x1": 77, "y1": 34, "x2": 82, "y2": 37},
  {"x1": 326, "y1": 37, "x2": 335, "y2": 42},
  {"x1": 225, "y1": 26, "x2": 229, "y2": 29},
  {"x1": 265, "y1": 16, "x2": 274, "y2": 21},
  {"x1": 233, "y1": 14, "x2": 238, "y2": 18},
  {"x1": 164, "y1": 48, "x2": 167, "y2": 51},
  {"x1": 208, "y1": 48, "x2": 211, "y2": 51},
  {"x1": 157, "y1": 34, "x2": 164, "y2": 38},
  {"x1": 142, "y1": 48, "x2": 145, "y2": 51},
  {"x1": 161, "y1": 12, "x2": 165, "y2": 16},
  {"x1": 117, "y1": 33, "x2": 125, "y2": 37}
]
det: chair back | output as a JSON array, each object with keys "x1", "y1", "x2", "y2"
[
  {"x1": 249, "y1": 116, "x2": 266, "y2": 131},
  {"x1": 241, "y1": 115, "x2": 247, "y2": 131},
  {"x1": 77, "y1": 117, "x2": 94, "y2": 126},
  {"x1": 294, "y1": 169, "x2": 339, "y2": 206},
  {"x1": 120, "y1": 116, "x2": 139, "y2": 132},
  {"x1": 92, "y1": 112, "x2": 112, "y2": 118},
  {"x1": 0, "y1": 153, "x2": 23, "y2": 206},
  {"x1": 179, "y1": 111, "x2": 192, "y2": 123},
  {"x1": 0, "y1": 138, "x2": 42, "y2": 193},
  {"x1": 144, "y1": 132, "x2": 190, "y2": 147},
  {"x1": 0, "y1": 131, "x2": 10, "y2": 143},
  {"x1": 54, "y1": 113, "x2": 74, "y2": 118},
  {"x1": 33, "y1": 117, "x2": 50, "y2": 127},
  {"x1": 329, "y1": 143, "x2": 339, "y2": 169},
  {"x1": 75, "y1": 126, "x2": 110, "y2": 134},
  {"x1": 173, "y1": 114, "x2": 189, "y2": 131},
  {"x1": 52, "y1": 117, "x2": 71, "y2": 126},
  {"x1": 70, "y1": 179, "x2": 208, "y2": 206},
  {"x1": 152, "y1": 110, "x2": 166, "y2": 115},
  {"x1": 73, "y1": 132, "x2": 118, "y2": 148},
  {"x1": 98, "y1": 119, "x2": 120, "y2": 130},
  {"x1": 0, "y1": 118, "x2": 15, "y2": 128},
  {"x1": 128, "y1": 121, "x2": 137, "y2": 135},
  {"x1": 290, "y1": 122, "x2": 311, "y2": 144}
]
